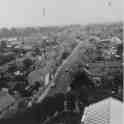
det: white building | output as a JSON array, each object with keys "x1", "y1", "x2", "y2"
[{"x1": 81, "y1": 97, "x2": 123, "y2": 124}]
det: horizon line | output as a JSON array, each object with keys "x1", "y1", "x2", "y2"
[{"x1": 0, "y1": 20, "x2": 123, "y2": 30}]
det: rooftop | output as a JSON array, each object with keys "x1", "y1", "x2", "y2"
[{"x1": 82, "y1": 97, "x2": 123, "y2": 124}]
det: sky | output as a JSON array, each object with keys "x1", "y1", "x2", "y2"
[{"x1": 0, "y1": 0, "x2": 123, "y2": 28}]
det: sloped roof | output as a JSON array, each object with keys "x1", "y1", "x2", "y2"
[
  {"x1": 82, "y1": 97, "x2": 123, "y2": 124},
  {"x1": 27, "y1": 70, "x2": 44, "y2": 85},
  {"x1": 27, "y1": 68, "x2": 49, "y2": 85},
  {"x1": 111, "y1": 37, "x2": 122, "y2": 44}
]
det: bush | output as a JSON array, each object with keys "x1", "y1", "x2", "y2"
[
  {"x1": 23, "y1": 58, "x2": 33, "y2": 69},
  {"x1": 61, "y1": 51, "x2": 70, "y2": 60}
]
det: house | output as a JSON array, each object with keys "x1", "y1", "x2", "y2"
[
  {"x1": 98, "y1": 38, "x2": 122, "y2": 60},
  {"x1": 81, "y1": 97, "x2": 123, "y2": 124},
  {"x1": 22, "y1": 45, "x2": 32, "y2": 51},
  {"x1": 111, "y1": 37, "x2": 122, "y2": 44},
  {"x1": 27, "y1": 70, "x2": 44, "y2": 86},
  {"x1": 27, "y1": 67, "x2": 51, "y2": 86}
]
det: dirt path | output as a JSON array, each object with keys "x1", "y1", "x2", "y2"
[{"x1": 36, "y1": 82, "x2": 54, "y2": 103}]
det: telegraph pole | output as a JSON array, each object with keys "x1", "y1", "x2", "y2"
[{"x1": 43, "y1": 8, "x2": 46, "y2": 17}]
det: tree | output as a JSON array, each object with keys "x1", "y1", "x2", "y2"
[
  {"x1": 54, "y1": 93, "x2": 65, "y2": 113},
  {"x1": 0, "y1": 28, "x2": 10, "y2": 38},
  {"x1": 0, "y1": 40, "x2": 7, "y2": 48},
  {"x1": 10, "y1": 28, "x2": 17, "y2": 37},
  {"x1": 116, "y1": 43, "x2": 123, "y2": 58},
  {"x1": 23, "y1": 58, "x2": 33, "y2": 69},
  {"x1": 61, "y1": 51, "x2": 70, "y2": 60},
  {"x1": 34, "y1": 47, "x2": 41, "y2": 55},
  {"x1": 8, "y1": 63, "x2": 17, "y2": 73}
]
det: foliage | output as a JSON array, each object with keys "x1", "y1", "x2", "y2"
[{"x1": 23, "y1": 58, "x2": 33, "y2": 69}]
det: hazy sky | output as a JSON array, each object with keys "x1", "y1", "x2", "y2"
[{"x1": 0, "y1": 0, "x2": 123, "y2": 28}]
